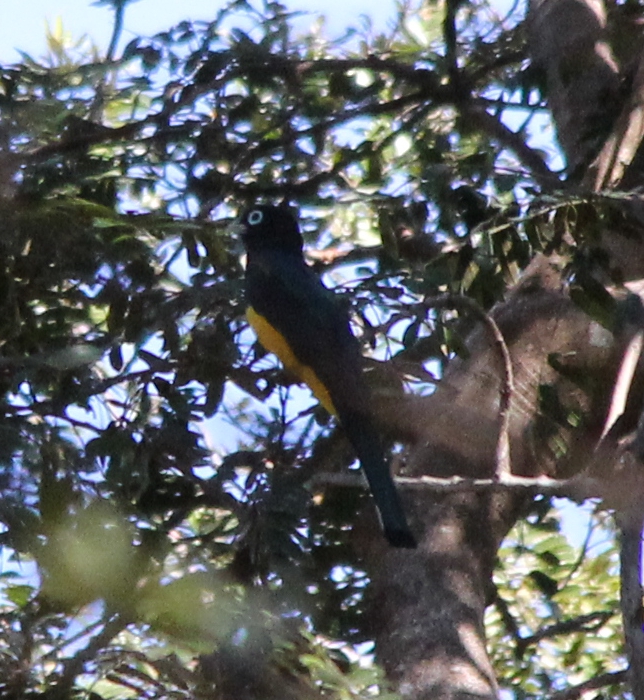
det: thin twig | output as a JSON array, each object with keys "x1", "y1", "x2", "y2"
[
  {"x1": 492, "y1": 587, "x2": 522, "y2": 645},
  {"x1": 559, "y1": 506, "x2": 597, "y2": 590},
  {"x1": 105, "y1": 1, "x2": 126, "y2": 64},
  {"x1": 422, "y1": 293, "x2": 514, "y2": 479},
  {"x1": 56, "y1": 612, "x2": 128, "y2": 694},
  {"x1": 546, "y1": 670, "x2": 628, "y2": 700},
  {"x1": 516, "y1": 610, "x2": 614, "y2": 657},
  {"x1": 464, "y1": 105, "x2": 561, "y2": 190},
  {"x1": 312, "y1": 471, "x2": 589, "y2": 498},
  {"x1": 89, "y1": 0, "x2": 128, "y2": 121}
]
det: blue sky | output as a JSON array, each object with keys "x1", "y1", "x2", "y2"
[{"x1": 0, "y1": 0, "x2": 398, "y2": 61}]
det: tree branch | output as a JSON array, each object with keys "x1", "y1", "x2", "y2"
[
  {"x1": 547, "y1": 670, "x2": 628, "y2": 700},
  {"x1": 516, "y1": 610, "x2": 614, "y2": 658},
  {"x1": 55, "y1": 612, "x2": 128, "y2": 695},
  {"x1": 464, "y1": 105, "x2": 561, "y2": 190},
  {"x1": 586, "y1": 52, "x2": 644, "y2": 191},
  {"x1": 313, "y1": 471, "x2": 582, "y2": 496}
]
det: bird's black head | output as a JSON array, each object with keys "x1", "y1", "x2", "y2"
[{"x1": 239, "y1": 205, "x2": 303, "y2": 256}]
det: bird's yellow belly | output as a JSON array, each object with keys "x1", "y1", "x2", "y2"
[{"x1": 246, "y1": 306, "x2": 336, "y2": 416}]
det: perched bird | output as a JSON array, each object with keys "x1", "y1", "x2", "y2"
[{"x1": 238, "y1": 204, "x2": 416, "y2": 548}]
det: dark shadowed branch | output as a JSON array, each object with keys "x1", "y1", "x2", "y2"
[{"x1": 547, "y1": 670, "x2": 628, "y2": 700}]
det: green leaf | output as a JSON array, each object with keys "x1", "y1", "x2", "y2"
[{"x1": 5, "y1": 584, "x2": 35, "y2": 608}]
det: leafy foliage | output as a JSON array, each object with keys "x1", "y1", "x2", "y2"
[
  {"x1": 489, "y1": 501, "x2": 625, "y2": 698},
  {"x1": 0, "y1": 0, "x2": 626, "y2": 697}
]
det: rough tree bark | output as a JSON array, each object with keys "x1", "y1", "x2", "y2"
[{"x1": 361, "y1": 2, "x2": 644, "y2": 698}]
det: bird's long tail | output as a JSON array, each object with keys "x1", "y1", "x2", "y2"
[{"x1": 341, "y1": 411, "x2": 416, "y2": 548}]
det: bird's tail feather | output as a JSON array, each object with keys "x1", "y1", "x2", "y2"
[{"x1": 341, "y1": 411, "x2": 416, "y2": 548}]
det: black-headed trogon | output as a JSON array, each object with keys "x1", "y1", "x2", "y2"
[{"x1": 238, "y1": 204, "x2": 416, "y2": 548}]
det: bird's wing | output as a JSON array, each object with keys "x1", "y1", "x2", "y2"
[{"x1": 246, "y1": 249, "x2": 367, "y2": 414}]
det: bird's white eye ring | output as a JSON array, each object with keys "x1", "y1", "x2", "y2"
[{"x1": 248, "y1": 210, "x2": 263, "y2": 225}]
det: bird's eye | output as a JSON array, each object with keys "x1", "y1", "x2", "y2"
[{"x1": 247, "y1": 210, "x2": 263, "y2": 225}]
